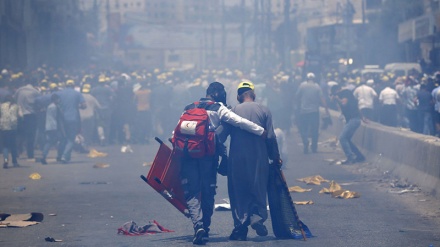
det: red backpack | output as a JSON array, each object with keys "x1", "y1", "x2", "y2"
[{"x1": 172, "y1": 101, "x2": 216, "y2": 158}]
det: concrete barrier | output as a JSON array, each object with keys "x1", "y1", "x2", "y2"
[{"x1": 322, "y1": 108, "x2": 440, "y2": 197}]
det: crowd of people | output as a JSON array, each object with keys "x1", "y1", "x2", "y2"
[
  {"x1": 2, "y1": 63, "x2": 440, "y2": 244},
  {"x1": 0, "y1": 64, "x2": 439, "y2": 168},
  {"x1": 324, "y1": 68, "x2": 440, "y2": 136}
]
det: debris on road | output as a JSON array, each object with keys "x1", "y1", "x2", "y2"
[
  {"x1": 45, "y1": 237, "x2": 63, "y2": 242},
  {"x1": 87, "y1": 149, "x2": 108, "y2": 158},
  {"x1": 117, "y1": 220, "x2": 173, "y2": 236},
  {"x1": 93, "y1": 163, "x2": 110, "y2": 168},
  {"x1": 297, "y1": 175, "x2": 329, "y2": 185},
  {"x1": 29, "y1": 173, "x2": 41, "y2": 180},
  {"x1": 388, "y1": 188, "x2": 421, "y2": 194},
  {"x1": 214, "y1": 198, "x2": 231, "y2": 211},
  {"x1": 143, "y1": 162, "x2": 152, "y2": 166},
  {"x1": 120, "y1": 145, "x2": 133, "y2": 153},
  {"x1": 12, "y1": 186, "x2": 26, "y2": 192},
  {"x1": 319, "y1": 181, "x2": 342, "y2": 194},
  {"x1": 294, "y1": 201, "x2": 314, "y2": 205},
  {"x1": 331, "y1": 190, "x2": 360, "y2": 199},
  {"x1": 0, "y1": 213, "x2": 44, "y2": 227},
  {"x1": 288, "y1": 186, "x2": 312, "y2": 193}
]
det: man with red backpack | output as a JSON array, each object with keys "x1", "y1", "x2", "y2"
[{"x1": 172, "y1": 81, "x2": 266, "y2": 245}]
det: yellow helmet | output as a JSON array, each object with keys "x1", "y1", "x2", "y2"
[
  {"x1": 237, "y1": 81, "x2": 255, "y2": 95},
  {"x1": 238, "y1": 81, "x2": 255, "y2": 90},
  {"x1": 66, "y1": 79, "x2": 75, "y2": 85}
]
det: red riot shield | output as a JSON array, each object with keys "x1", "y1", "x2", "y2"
[{"x1": 141, "y1": 137, "x2": 189, "y2": 217}]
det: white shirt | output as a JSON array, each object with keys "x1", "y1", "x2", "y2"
[
  {"x1": 353, "y1": 85, "x2": 377, "y2": 109},
  {"x1": 379, "y1": 87, "x2": 399, "y2": 105}
]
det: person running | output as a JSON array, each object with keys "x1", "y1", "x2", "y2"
[{"x1": 56, "y1": 79, "x2": 86, "y2": 163}]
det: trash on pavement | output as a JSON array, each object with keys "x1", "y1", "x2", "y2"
[
  {"x1": 121, "y1": 145, "x2": 133, "y2": 153},
  {"x1": 319, "y1": 181, "x2": 342, "y2": 194},
  {"x1": 331, "y1": 190, "x2": 360, "y2": 199},
  {"x1": 325, "y1": 158, "x2": 339, "y2": 165},
  {"x1": 0, "y1": 212, "x2": 44, "y2": 228},
  {"x1": 214, "y1": 198, "x2": 231, "y2": 211},
  {"x1": 29, "y1": 173, "x2": 41, "y2": 180},
  {"x1": 87, "y1": 149, "x2": 108, "y2": 158},
  {"x1": 297, "y1": 175, "x2": 329, "y2": 185},
  {"x1": 117, "y1": 220, "x2": 173, "y2": 236},
  {"x1": 143, "y1": 162, "x2": 153, "y2": 167},
  {"x1": 288, "y1": 186, "x2": 312, "y2": 193},
  {"x1": 13, "y1": 186, "x2": 26, "y2": 192},
  {"x1": 48, "y1": 214, "x2": 57, "y2": 216},
  {"x1": 45, "y1": 237, "x2": 63, "y2": 242},
  {"x1": 294, "y1": 201, "x2": 314, "y2": 205},
  {"x1": 388, "y1": 188, "x2": 421, "y2": 194},
  {"x1": 93, "y1": 163, "x2": 110, "y2": 168}
]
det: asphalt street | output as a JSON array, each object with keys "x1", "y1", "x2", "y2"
[{"x1": 1, "y1": 130, "x2": 440, "y2": 247}]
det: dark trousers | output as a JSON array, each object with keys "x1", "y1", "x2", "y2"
[
  {"x1": 180, "y1": 156, "x2": 218, "y2": 232},
  {"x1": 18, "y1": 113, "x2": 37, "y2": 158},
  {"x1": 360, "y1": 108, "x2": 374, "y2": 121},
  {"x1": 380, "y1": 104, "x2": 398, "y2": 127},
  {"x1": 2, "y1": 130, "x2": 18, "y2": 164},
  {"x1": 42, "y1": 130, "x2": 60, "y2": 159},
  {"x1": 58, "y1": 120, "x2": 79, "y2": 161},
  {"x1": 339, "y1": 118, "x2": 364, "y2": 161},
  {"x1": 406, "y1": 108, "x2": 419, "y2": 133},
  {"x1": 297, "y1": 111, "x2": 320, "y2": 152}
]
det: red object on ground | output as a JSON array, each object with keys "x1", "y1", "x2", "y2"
[{"x1": 117, "y1": 220, "x2": 174, "y2": 236}]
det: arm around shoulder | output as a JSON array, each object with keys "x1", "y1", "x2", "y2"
[{"x1": 217, "y1": 103, "x2": 264, "y2": 136}]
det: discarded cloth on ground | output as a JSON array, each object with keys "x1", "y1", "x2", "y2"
[
  {"x1": 288, "y1": 186, "x2": 312, "y2": 193},
  {"x1": 297, "y1": 175, "x2": 329, "y2": 185},
  {"x1": 294, "y1": 201, "x2": 314, "y2": 205},
  {"x1": 29, "y1": 173, "x2": 41, "y2": 180},
  {"x1": 0, "y1": 212, "x2": 44, "y2": 227},
  {"x1": 319, "y1": 181, "x2": 342, "y2": 194},
  {"x1": 87, "y1": 149, "x2": 108, "y2": 158},
  {"x1": 117, "y1": 220, "x2": 173, "y2": 236},
  {"x1": 331, "y1": 190, "x2": 360, "y2": 199}
]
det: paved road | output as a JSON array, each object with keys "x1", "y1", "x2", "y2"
[{"x1": 1, "y1": 131, "x2": 440, "y2": 247}]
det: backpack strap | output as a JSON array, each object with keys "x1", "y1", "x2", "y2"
[{"x1": 193, "y1": 101, "x2": 214, "y2": 109}]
